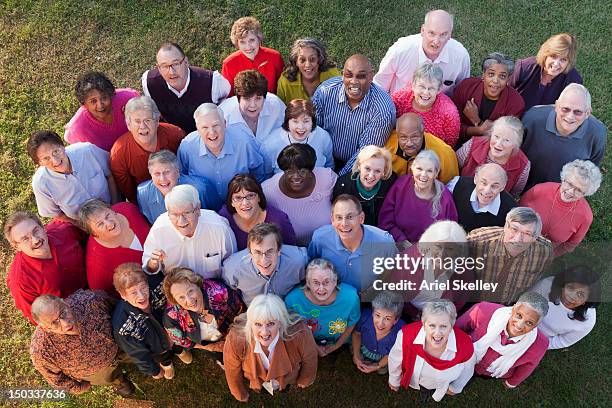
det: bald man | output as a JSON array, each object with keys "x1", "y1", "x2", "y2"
[
  {"x1": 312, "y1": 54, "x2": 396, "y2": 175},
  {"x1": 521, "y1": 83, "x2": 606, "y2": 191},
  {"x1": 374, "y1": 10, "x2": 470, "y2": 96},
  {"x1": 447, "y1": 163, "x2": 517, "y2": 232},
  {"x1": 384, "y1": 113, "x2": 458, "y2": 182}
]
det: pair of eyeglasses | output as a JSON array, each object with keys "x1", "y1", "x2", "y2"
[
  {"x1": 39, "y1": 148, "x2": 64, "y2": 166},
  {"x1": 157, "y1": 57, "x2": 185, "y2": 72},
  {"x1": 168, "y1": 207, "x2": 198, "y2": 220},
  {"x1": 231, "y1": 192, "x2": 257, "y2": 203}
]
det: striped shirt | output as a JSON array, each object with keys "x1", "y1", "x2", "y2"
[
  {"x1": 312, "y1": 77, "x2": 396, "y2": 175},
  {"x1": 467, "y1": 226, "x2": 552, "y2": 304}
]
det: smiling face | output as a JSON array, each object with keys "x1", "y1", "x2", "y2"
[
  {"x1": 149, "y1": 161, "x2": 180, "y2": 196},
  {"x1": 83, "y1": 89, "x2": 112, "y2": 122},
  {"x1": 39, "y1": 302, "x2": 79, "y2": 335},
  {"x1": 88, "y1": 208, "x2": 123, "y2": 241},
  {"x1": 10, "y1": 218, "x2": 51, "y2": 259},
  {"x1": 252, "y1": 319, "x2": 280, "y2": 347},
  {"x1": 306, "y1": 267, "x2": 337, "y2": 304},
  {"x1": 288, "y1": 113, "x2": 314, "y2": 141},
  {"x1": 249, "y1": 233, "x2": 281, "y2": 277},
  {"x1": 420, "y1": 12, "x2": 453, "y2": 60},
  {"x1": 412, "y1": 78, "x2": 440, "y2": 110},
  {"x1": 560, "y1": 282, "x2": 590, "y2": 309},
  {"x1": 238, "y1": 32, "x2": 261, "y2": 60},
  {"x1": 555, "y1": 89, "x2": 590, "y2": 136},
  {"x1": 196, "y1": 111, "x2": 226, "y2": 156},
  {"x1": 396, "y1": 115, "x2": 424, "y2": 157},
  {"x1": 342, "y1": 56, "x2": 373, "y2": 106},
  {"x1": 170, "y1": 280, "x2": 204, "y2": 313},
  {"x1": 373, "y1": 308, "x2": 399, "y2": 336},
  {"x1": 296, "y1": 46, "x2": 320, "y2": 81},
  {"x1": 489, "y1": 125, "x2": 519, "y2": 161},
  {"x1": 121, "y1": 281, "x2": 150, "y2": 311},
  {"x1": 482, "y1": 63, "x2": 510, "y2": 100},
  {"x1": 331, "y1": 199, "x2": 364, "y2": 243},
  {"x1": 423, "y1": 313, "x2": 452, "y2": 348},
  {"x1": 156, "y1": 46, "x2": 189, "y2": 92},
  {"x1": 231, "y1": 188, "x2": 261, "y2": 220},
  {"x1": 36, "y1": 142, "x2": 71, "y2": 174},
  {"x1": 474, "y1": 166, "x2": 506, "y2": 207},
  {"x1": 127, "y1": 108, "x2": 159, "y2": 147},
  {"x1": 411, "y1": 158, "x2": 438, "y2": 191},
  {"x1": 167, "y1": 202, "x2": 200, "y2": 238},
  {"x1": 283, "y1": 167, "x2": 313, "y2": 194},
  {"x1": 559, "y1": 173, "x2": 589, "y2": 203},
  {"x1": 543, "y1": 53, "x2": 569, "y2": 79},
  {"x1": 239, "y1": 94, "x2": 265, "y2": 121},
  {"x1": 359, "y1": 156, "x2": 386, "y2": 190},
  {"x1": 506, "y1": 303, "x2": 540, "y2": 338}
]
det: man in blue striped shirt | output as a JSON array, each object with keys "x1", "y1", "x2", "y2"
[{"x1": 312, "y1": 54, "x2": 396, "y2": 175}]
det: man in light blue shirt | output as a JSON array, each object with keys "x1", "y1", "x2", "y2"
[
  {"x1": 177, "y1": 103, "x2": 265, "y2": 208},
  {"x1": 308, "y1": 194, "x2": 397, "y2": 292},
  {"x1": 222, "y1": 223, "x2": 307, "y2": 306}
]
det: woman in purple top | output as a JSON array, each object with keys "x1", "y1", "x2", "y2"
[
  {"x1": 509, "y1": 33, "x2": 582, "y2": 111},
  {"x1": 378, "y1": 150, "x2": 457, "y2": 247},
  {"x1": 64, "y1": 71, "x2": 140, "y2": 151},
  {"x1": 218, "y1": 174, "x2": 296, "y2": 250}
]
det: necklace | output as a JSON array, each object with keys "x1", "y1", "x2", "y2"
[
  {"x1": 543, "y1": 187, "x2": 578, "y2": 237},
  {"x1": 287, "y1": 131, "x2": 309, "y2": 145}
]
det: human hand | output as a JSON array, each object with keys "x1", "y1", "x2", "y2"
[
  {"x1": 316, "y1": 344, "x2": 328, "y2": 357},
  {"x1": 202, "y1": 340, "x2": 225, "y2": 353},
  {"x1": 358, "y1": 362, "x2": 380, "y2": 373},
  {"x1": 389, "y1": 383, "x2": 399, "y2": 392},
  {"x1": 147, "y1": 249, "x2": 166, "y2": 272},
  {"x1": 72, "y1": 381, "x2": 92, "y2": 394},
  {"x1": 463, "y1": 98, "x2": 481, "y2": 126},
  {"x1": 478, "y1": 119, "x2": 494, "y2": 134},
  {"x1": 446, "y1": 387, "x2": 455, "y2": 396}
]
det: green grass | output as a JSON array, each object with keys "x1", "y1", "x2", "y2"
[{"x1": 0, "y1": 1, "x2": 610, "y2": 407}]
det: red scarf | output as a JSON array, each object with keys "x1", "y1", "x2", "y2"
[{"x1": 400, "y1": 322, "x2": 474, "y2": 389}]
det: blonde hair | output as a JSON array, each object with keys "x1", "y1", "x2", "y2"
[
  {"x1": 113, "y1": 263, "x2": 148, "y2": 297},
  {"x1": 351, "y1": 145, "x2": 393, "y2": 180},
  {"x1": 536, "y1": 33, "x2": 578, "y2": 73},
  {"x1": 230, "y1": 17, "x2": 264, "y2": 47},
  {"x1": 163, "y1": 267, "x2": 203, "y2": 306}
]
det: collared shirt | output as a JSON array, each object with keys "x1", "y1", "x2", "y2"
[
  {"x1": 312, "y1": 76, "x2": 396, "y2": 175},
  {"x1": 307, "y1": 224, "x2": 397, "y2": 292},
  {"x1": 32, "y1": 142, "x2": 111, "y2": 219},
  {"x1": 176, "y1": 128, "x2": 265, "y2": 207},
  {"x1": 276, "y1": 68, "x2": 342, "y2": 104},
  {"x1": 447, "y1": 176, "x2": 501, "y2": 215},
  {"x1": 141, "y1": 68, "x2": 230, "y2": 103},
  {"x1": 221, "y1": 245, "x2": 308, "y2": 306},
  {"x1": 253, "y1": 332, "x2": 280, "y2": 371},
  {"x1": 142, "y1": 210, "x2": 237, "y2": 279},
  {"x1": 373, "y1": 34, "x2": 471, "y2": 96},
  {"x1": 218, "y1": 93, "x2": 286, "y2": 142}
]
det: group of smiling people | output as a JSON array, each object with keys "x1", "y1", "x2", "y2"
[{"x1": 3, "y1": 8, "x2": 605, "y2": 404}]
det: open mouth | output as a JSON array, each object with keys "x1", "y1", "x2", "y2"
[
  {"x1": 259, "y1": 334, "x2": 271, "y2": 342},
  {"x1": 347, "y1": 85, "x2": 361, "y2": 96},
  {"x1": 31, "y1": 240, "x2": 44, "y2": 250},
  {"x1": 431, "y1": 335, "x2": 444, "y2": 345}
]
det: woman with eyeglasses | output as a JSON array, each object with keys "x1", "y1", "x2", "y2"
[
  {"x1": 218, "y1": 174, "x2": 296, "y2": 250},
  {"x1": 520, "y1": 159, "x2": 601, "y2": 257}
]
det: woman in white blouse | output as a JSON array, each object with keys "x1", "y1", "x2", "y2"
[{"x1": 388, "y1": 299, "x2": 475, "y2": 403}]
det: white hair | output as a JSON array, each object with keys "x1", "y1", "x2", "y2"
[
  {"x1": 560, "y1": 159, "x2": 602, "y2": 196},
  {"x1": 125, "y1": 95, "x2": 161, "y2": 123},
  {"x1": 193, "y1": 102, "x2": 224, "y2": 122},
  {"x1": 421, "y1": 299, "x2": 457, "y2": 326},
  {"x1": 419, "y1": 220, "x2": 467, "y2": 243},
  {"x1": 164, "y1": 184, "x2": 200, "y2": 210},
  {"x1": 515, "y1": 291, "x2": 549, "y2": 319},
  {"x1": 558, "y1": 83, "x2": 592, "y2": 111}
]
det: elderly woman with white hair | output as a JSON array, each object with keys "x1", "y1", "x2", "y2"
[
  {"x1": 456, "y1": 116, "x2": 531, "y2": 196},
  {"x1": 285, "y1": 258, "x2": 360, "y2": 357},
  {"x1": 142, "y1": 184, "x2": 236, "y2": 278},
  {"x1": 391, "y1": 62, "x2": 460, "y2": 147},
  {"x1": 379, "y1": 150, "x2": 458, "y2": 246},
  {"x1": 456, "y1": 292, "x2": 550, "y2": 389},
  {"x1": 388, "y1": 299, "x2": 475, "y2": 403},
  {"x1": 333, "y1": 145, "x2": 398, "y2": 226},
  {"x1": 110, "y1": 95, "x2": 185, "y2": 203},
  {"x1": 223, "y1": 293, "x2": 318, "y2": 402},
  {"x1": 520, "y1": 159, "x2": 601, "y2": 257}
]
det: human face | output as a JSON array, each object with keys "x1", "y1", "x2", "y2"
[
  {"x1": 38, "y1": 302, "x2": 78, "y2": 335},
  {"x1": 83, "y1": 89, "x2": 112, "y2": 122},
  {"x1": 359, "y1": 156, "x2": 386, "y2": 190},
  {"x1": 420, "y1": 14, "x2": 452, "y2": 60},
  {"x1": 373, "y1": 308, "x2": 399, "y2": 336},
  {"x1": 506, "y1": 303, "x2": 540, "y2": 337},
  {"x1": 342, "y1": 57, "x2": 373, "y2": 105},
  {"x1": 167, "y1": 202, "x2": 200, "y2": 238},
  {"x1": 156, "y1": 47, "x2": 189, "y2": 91},
  {"x1": 561, "y1": 282, "x2": 590, "y2": 309},
  {"x1": 396, "y1": 119, "x2": 424, "y2": 157},
  {"x1": 196, "y1": 111, "x2": 225, "y2": 156},
  {"x1": 503, "y1": 221, "x2": 537, "y2": 255},
  {"x1": 489, "y1": 125, "x2": 519, "y2": 161},
  {"x1": 239, "y1": 95, "x2": 265, "y2": 121},
  {"x1": 88, "y1": 208, "x2": 122, "y2": 241},
  {"x1": 127, "y1": 109, "x2": 159, "y2": 146},
  {"x1": 238, "y1": 32, "x2": 260, "y2": 60},
  {"x1": 253, "y1": 319, "x2": 280, "y2": 347},
  {"x1": 121, "y1": 281, "x2": 150, "y2": 311},
  {"x1": 170, "y1": 281, "x2": 204, "y2": 313},
  {"x1": 423, "y1": 313, "x2": 452, "y2": 348},
  {"x1": 296, "y1": 46, "x2": 320, "y2": 81},
  {"x1": 482, "y1": 63, "x2": 510, "y2": 100},
  {"x1": 307, "y1": 268, "x2": 337, "y2": 304},
  {"x1": 474, "y1": 167, "x2": 505, "y2": 206},
  {"x1": 288, "y1": 113, "x2": 314, "y2": 141},
  {"x1": 149, "y1": 161, "x2": 180, "y2": 196},
  {"x1": 411, "y1": 158, "x2": 438, "y2": 191},
  {"x1": 36, "y1": 142, "x2": 71, "y2": 174},
  {"x1": 331, "y1": 200, "x2": 364, "y2": 242},
  {"x1": 231, "y1": 188, "x2": 261, "y2": 220},
  {"x1": 10, "y1": 218, "x2": 51, "y2": 259},
  {"x1": 283, "y1": 167, "x2": 313, "y2": 194},
  {"x1": 249, "y1": 234, "x2": 281, "y2": 276},
  {"x1": 555, "y1": 90, "x2": 590, "y2": 136},
  {"x1": 543, "y1": 53, "x2": 569, "y2": 79},
  {"x1": 412, "y1": 79, "x2": 440, "y2": 110},
  {"x1": 559, "y1": 174, "x2": 589, "y2": 202}
]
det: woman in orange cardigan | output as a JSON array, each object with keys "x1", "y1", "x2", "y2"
[{"x1": 223, "y1": 294, "x2": 318, "y2": 402}]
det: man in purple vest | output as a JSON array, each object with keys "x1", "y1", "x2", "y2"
[{"x1": 142, "y1": 42, "x2": 231, "y2": 133}]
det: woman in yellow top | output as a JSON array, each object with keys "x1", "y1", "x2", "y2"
[{"x1": 276, "y1": 38, "x2": 341, "y2": 104}]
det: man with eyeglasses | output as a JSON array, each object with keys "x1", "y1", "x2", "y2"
[
  {"x1": 467, "y1": 207, "x2": 553, "y2": 304},
  {"x1": 222, "y1": 223, "x2": 307, "y2": 306},
  {"x1": 110, "y1": 96, "x2": 185, "y2": 203},
  {"x1": 384, "y1": 113, "x2": 458, "y2": 182},
  {"x1": 142, "y1": 42, "x2": 230, "y2": 133},
  {"x1": 373, "y1": 10, "x2": 470, "y2": 96},
  {"x1": 521, "y1": 83, "x2": 606, "y2": 191},
  {"x1": 4, "y1": 211, "x2": 86, "y2": 324},
  {"x1": 307, "y1": 194, "x2": 396, "y2": 292},
  {"x1": 142, "y1": 184, "x2": 236, "y2": 279},
  {"x1": 29, "y1": 291, "x2": 135, "y2": 396},
  {"x1": 312, "y1": 54, "x2": 396, "y2": 175}
]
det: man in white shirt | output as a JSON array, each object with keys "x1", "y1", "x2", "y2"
[
  {"x1": 373, "y1": 10, "x2": 470, "y2": 96},
  {"x1": 142, "y1": 184, "x2": 236, "y2": 279}
]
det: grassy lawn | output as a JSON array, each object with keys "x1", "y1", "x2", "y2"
[{"x1": 0, "y1": 1, "x2": 610, "y2": 407}]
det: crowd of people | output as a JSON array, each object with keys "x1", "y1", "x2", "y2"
[{"x1": 3, "y1": 10, "x2": 605, "y2": 403}]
